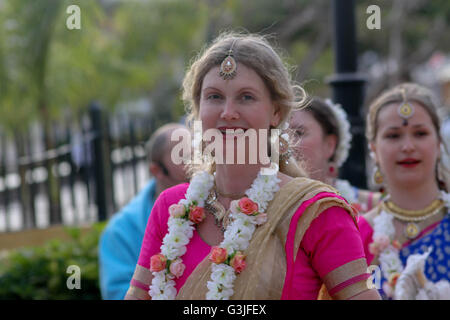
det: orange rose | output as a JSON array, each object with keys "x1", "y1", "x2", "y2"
[
  {"x1": 388, "y1": 273, "x2": 400, "y2": 287},
  {"x1": 150, "y1": 254, "x2": 167, "y2": 272},
  {"x1": 238, "y1": 197, "x2": 258, "y2": 215},
  {"x1": 189, "y1": 206, "x2": 205, "y2": 224},
  {"x1": 209, "y1": 246, "x2": 228, "y2": 264},
  {"x1": 230, "y1": 252, "x2": 246, "y2": 273},
  {"x1": 392, "y1": 240, "x2": 402, "y2": 250}
]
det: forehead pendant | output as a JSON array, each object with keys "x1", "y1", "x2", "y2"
[
  {"x1": 398, "y1": 102, "x2": 414, "y2": 126},
  {"x1": 219, "y1": 40, "x2": 237, "y2": 80},
  {"x1": 397, "y1": 89, "x2": 414, "y2": 126}
]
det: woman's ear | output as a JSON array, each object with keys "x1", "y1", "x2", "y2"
[
  {"x1": 369, "y1": 142, "x2": 379, "y2": 163},
  {"x1": 270, "y1": 105, "x2": 282, "y2": 128},
  {"x1": 324, "y1": 134, "x2": 338, "y2": 161}
]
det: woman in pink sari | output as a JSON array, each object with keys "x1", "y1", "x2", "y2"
[{"x1": 125, "y1": 32, "x2": 380, "y2": 300}]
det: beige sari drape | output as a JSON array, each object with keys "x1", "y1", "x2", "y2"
[{"x1": 176, "y1": 177, "x2": 357, "y2": 300}]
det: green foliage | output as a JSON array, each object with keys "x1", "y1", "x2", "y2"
[{"x1": 0, "y1": 222, "x2": 106, "y2": 300}]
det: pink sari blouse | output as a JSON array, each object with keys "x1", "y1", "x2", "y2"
[{"x1": 131, "y1": 183, "x2": 370, "y2": 299}]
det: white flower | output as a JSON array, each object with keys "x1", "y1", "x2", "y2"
[
  {"x1": 324, "y1": 99, "x2": 352, "y2": 168},
  {"x1": 440, "y1": 191, "x2": 450, "y2": 208},
  {"x1": 149, "y1": 271, "x2": 177, "y2": 300},
  {"x1": 167, "y1": 218, "x2": 194, "y2": 239},
  {"x1": 373, "y1": 210, "x2": 396, "y2": 239},
  {"x1": 379, "y1": 247, "x2": 404, "y2": 275}
]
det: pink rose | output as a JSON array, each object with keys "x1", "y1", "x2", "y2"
[
  {"x1": 230, "y1": 252, "x2": 246, "y2": 273},
  {"x1": 373, "y1": 234, "x2": 390, "y2": 251},
  {"x1": 169, "y1": 259, "x2": 186, "y2": 278},
  {"x1": 238, "y1": 197, "x2": 258, "y2": 215},
  {"x1": 150, "y1": 254, "x2": 167, "y2": 272},
  {"x1": 255, "y1": 213, "x2": 268, "y2": 225},
  {"x1": 392, "y1": 240, "x2": 402, "y2": 250},
  {"x1": 189, "y1": 206, "x2": 205, "y2": 224},
  {"x1": 209, "y1": 246, "x2": 228, "y2": 264},
  {"x1": 169, "y1": 203, "x2": 185, "y2": 218}
]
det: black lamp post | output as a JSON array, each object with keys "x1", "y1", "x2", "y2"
[{"x1": 327, "y1": 0, "x2": 368, "y2": 188}]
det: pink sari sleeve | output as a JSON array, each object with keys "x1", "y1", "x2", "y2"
[
  {"x1": 283, "y1": 193, "x2": 371, "y2": 300},
  {"x1": 302, "y1": 206, "x2": 370, "y2": 299},
  {"x1": 125, "y1": 183, "x2": 189, "y2": 300},
  {"x1": 357, "y1": 215, "x2": 375, "y2": 265}
]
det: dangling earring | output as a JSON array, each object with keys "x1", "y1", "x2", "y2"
[
  {"x1": 328, "y1": 162, "x2": 338, "y2": 179},
  {"x1": 372, "y1": 165, "x2": 384, "y2": 186},
  {"x1": 277, "y1": 123, "x2": 291, "y2": 165}
]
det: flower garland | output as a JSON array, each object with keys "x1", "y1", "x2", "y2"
[
  {"x1": 148, "y1": 169, "x2": 280, "y2": 300},
  {"x1": 206, "y1": 172, "x2": 280, "y2": 299},
  {"x1": 149, "y1": 171, "x2": 214, "y2": 299},
  {"x1": 325, "y1": 99, "x2": 352, "y2": 168},
  {"x1": 370, "y1": 191, "x2": 450, "y2": 298}
]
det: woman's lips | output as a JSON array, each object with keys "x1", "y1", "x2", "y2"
[
  {"x1": 397, "y1": 159, "x2": 421, "y2": 168},
  {"x1": 218, "y1": 127, "x2": 248, "y2": 139}
]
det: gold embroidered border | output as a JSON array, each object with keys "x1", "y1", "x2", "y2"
[
  {"x1": 332, "y1": 280, "x2": 370, "y2": 300},
  {"x1": 125, "y1": 286, "x2": 150, "y2": 300},
  {"x1": 323, "y1": 258, "x2": 367, "y2": 290},
  {"x1": 133, "y1": 264, "x2": 153, "y2": 285}
]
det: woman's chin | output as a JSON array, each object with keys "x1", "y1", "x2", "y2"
[{"x1": 390, "y1": 173, "x2": 432, "y2": 189}]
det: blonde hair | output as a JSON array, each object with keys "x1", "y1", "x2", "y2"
[
  {"x1": 182, "y1": 31, "x2": 308, "y2": 177},
  {"x1": 366, "y1": 82, "x2": 441, "y2": 142}
]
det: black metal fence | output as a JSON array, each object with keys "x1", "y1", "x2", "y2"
[{"x1": 0, "y1": 103, "x2": 155, "y2": 233}]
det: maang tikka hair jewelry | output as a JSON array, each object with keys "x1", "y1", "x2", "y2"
[
  {"x1": 219, "y1": 39, "x2": 238, "y2": 80},
  {"x1": 397, "y1": 88, "x2": 414, "y2": 126}
]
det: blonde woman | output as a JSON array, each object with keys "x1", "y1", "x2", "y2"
[
  {"x1": 125, "y1": 32, "x2": 380, "y2": 300},
  {"x1": 359, "y1": 83, "x2": 450, "y2": 299}
]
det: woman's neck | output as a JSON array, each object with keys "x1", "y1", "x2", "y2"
[
  {"x1": 215, "y1": 164, "x2": 264, "y2": 197},
  {"x1": 386, "y1": 179, "x2": 441, "y2": 210}
]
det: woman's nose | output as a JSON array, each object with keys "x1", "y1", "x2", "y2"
[
  {"x1": 220, "y1": 100, "x2": 239, "y2": 121},
  {"x1": 401, "y1": 135, "x2": 416, "y2": 153}
]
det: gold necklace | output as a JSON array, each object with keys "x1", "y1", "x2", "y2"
[
  {"x1": 382, "y1": 199, "x2": 444, "y2": 222},
  {"x1": 381, "y1": 199, "x2": 445, "y2": 239},
  {"x1": 205, "y1": 190, "x2": 233, "y2": 233}
]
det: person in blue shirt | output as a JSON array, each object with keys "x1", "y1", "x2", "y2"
[{"x1": 99, "y1": 123, "x2": 190, "y2": 299}]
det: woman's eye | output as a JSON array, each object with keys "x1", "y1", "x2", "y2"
[
  {"x1": 207, "y1": 94, "x2": 222, "y2": 100},
  {"x1": 385, "y1": 133, "x2": 399, "y2": 139},
  {"x1": 414, "y1": 131, "x2": 428, "y2": 137},
  {"x1": 241, "y1": 94, "x2": 254, "y2": 101},
  {"x1": 295, "y1": 129, "x2": 304, "y2": 137}
]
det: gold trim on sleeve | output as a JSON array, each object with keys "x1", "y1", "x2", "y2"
[
  {"x1": 134, "y1": 264, "x2": 153, "y2": 285},
  {"x1": 323, "y1": 258, "x2": 368, "y2": 290},
  {"x1": 126, "y1": 286, "x2": 150, "y2": 300},
  {"x1": 332, "y1": 279, "x2": 370, "y2": 300}
]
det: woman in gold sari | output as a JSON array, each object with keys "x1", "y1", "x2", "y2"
[{"x1": 125, "y1": 32, "x2": 380, "y2": 300}]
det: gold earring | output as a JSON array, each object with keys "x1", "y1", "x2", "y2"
[{"x1": 373, "y1": 165, "x2": 384, "y2": 185}]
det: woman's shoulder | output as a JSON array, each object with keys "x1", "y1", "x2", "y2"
[{"x1": 157, "y1": 182, "x2": 190, "y2": 206}]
